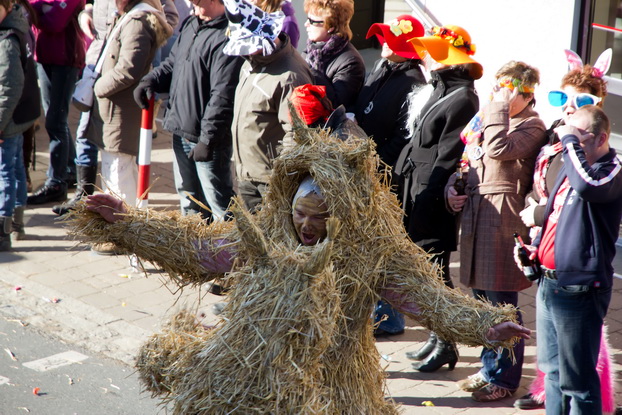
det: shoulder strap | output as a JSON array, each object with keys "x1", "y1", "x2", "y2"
[
  {"x1": 411, "y1": 86, "x2": 469, "y2": 146},
  {"x1": 94, "y1": 3, "x2": 158, "y2": 74}
]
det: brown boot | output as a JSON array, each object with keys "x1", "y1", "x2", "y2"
[{"x1": 91, "y1": 242, "x2": 125, "y2": 256}]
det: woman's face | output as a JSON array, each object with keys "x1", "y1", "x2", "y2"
[
  {"x1": 116, "y1": 0, "x2": 130, "y2": 12},
  {"x1": 292, "y1": 193, "x2": 329, "y2": 246},
  {"x1": 0, "y1": 5, "x2": 8, "y2": 24},
  {"x1": 305, "y1": 12, "x2": 331, "y2": 43},
  {"x1": 508, "y1": 93, "x2": 532, "y2": 118},
  {"x1": 381, "y1": 43, "x2": 407, "y2": 63}
]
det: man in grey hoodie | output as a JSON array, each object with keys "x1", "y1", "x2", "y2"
[{"x1": 0, "y1": 0, "x2": 41, "y2": 250}]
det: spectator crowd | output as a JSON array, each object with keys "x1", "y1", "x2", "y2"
[{"x1": 0, "y1": 0, "x2": 621, "y2": 413}]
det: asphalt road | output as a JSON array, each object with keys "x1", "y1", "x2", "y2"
[{"x1": 0, "y1": 314, "x2": 162, "y2": 415}]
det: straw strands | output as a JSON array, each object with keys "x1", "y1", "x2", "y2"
[
  {"x1": 66, "y1": 117, "x2": 520, "y2": 414},
  {"x1": 66, "y1": 204, "x2": 234, "y2": 288}
]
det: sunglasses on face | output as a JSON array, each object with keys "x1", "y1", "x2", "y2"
[
  {"x1": 548, "y1": 90, "x2": 602, "y2": 108},
  {"x1": 306, "y1": 17, "x2": 324, "y2": 27}
]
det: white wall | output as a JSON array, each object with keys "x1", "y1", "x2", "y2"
[{"x1": 401, "y1": 0, "x2": 578, "y2": 126}]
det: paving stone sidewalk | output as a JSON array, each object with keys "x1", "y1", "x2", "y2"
[{"x1": 1, "y1": 107, "x2": 621, "y2": 414}]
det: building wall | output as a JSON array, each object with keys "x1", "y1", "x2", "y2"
[{"x1": 384, "y1": 0, "x2": 578, "y2": 126}]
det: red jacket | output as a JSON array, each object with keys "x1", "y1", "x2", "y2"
[{"x1": 30, "y1": 0, "x2": 86, "y2": 68}]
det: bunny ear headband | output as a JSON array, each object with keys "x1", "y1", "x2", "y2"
[{"x1": 564, "y1": 48, "x2": 612, "y2": 78}]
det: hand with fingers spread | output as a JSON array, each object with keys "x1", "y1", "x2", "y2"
[
  {"x1": 85, "y1": 194, "x2": 127, "y2": 223},
  {"x1": 486, "y1": 321, "x2": 531, "y2": 342}
]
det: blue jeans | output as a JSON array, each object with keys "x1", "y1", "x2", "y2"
[
  {"x1": 537, "y1": 277, "x2": 611, "y2": 415},
  {"x1": 75, "y1": 111, "x2": 98, "y2": 167},
  {"x1": 374, "y1": 300, "x2": 405, "y2": 333},
  {"x1": 172, "y1": 135, "x2": 234, "y2": 220},
  {"x1": 0, "y1": 134, "x2": 27, "y2": 217},
  {"x1": 472, "y1": 289, "x2": 524, "y2": 390},
  {"x1": 37, "y1": 63, "x2": 79, "y2": 185}
]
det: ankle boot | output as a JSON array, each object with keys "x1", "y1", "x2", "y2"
[
  {"x1": 0, "y1": 216, "x2": 12, "y2": 251},
  {"x1": 411, "y1": 339, "x2": 458, "y2": 372},
  {"x1": 11, "y1": 206, "x2": 25, "y2": 241},
  {"x1": 406, "y1": 332, "x2": 437, "y2": 361},
  {"x1": 52, "y1": 165, "x2": 97, "y2": 216}
]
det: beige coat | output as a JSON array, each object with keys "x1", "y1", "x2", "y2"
[
  {"x1": 86, "y1": 0, "x2": 170, "y2": 156},
  {"x1": 458, "y1": 102, "x2": 546, "y2": 292}
]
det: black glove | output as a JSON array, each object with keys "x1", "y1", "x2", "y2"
[
  {"x1": 188, "y1": 141, "x2": 214, "y2": 162},
  {"x1": 133, "y1": 78, "x2": 154, "y2": 109}
]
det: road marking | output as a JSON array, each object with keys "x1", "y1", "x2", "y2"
[
  {"x1": 0, "y1": 375, "x2": 9, "y2": 385},
  {"x1": 23, "y1": 351, "x2": 89, "y2": 372}
]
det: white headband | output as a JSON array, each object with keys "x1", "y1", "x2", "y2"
[{"x1": 292, "y1": 176, "x2": 324, "y2": 212}]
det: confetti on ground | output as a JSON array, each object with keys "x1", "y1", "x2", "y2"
[
  {"x1": 110, "y1": 383, "x2": 120, "y2": 390},
  {"x1": 17, "y1": 407, "x2": 30, "y2": 412},
  {"x1": 6, "y1": 319, "x2": 28, "y2": 327},
  {"x1": 32, "y1": 387, "x2": 40, "y2": 396},
  {"x1": 5, "y1": 348, "x2": 17, "y2": 361},
  {"x1": 421, "y1": 401, "x2": 435, "y2": 407},
  {"x1": 118, "y1": 274, "x2": 130, "y2": 279},
  {"x1": 14, "y1": 286, "x2": 22, "y2": 291}
]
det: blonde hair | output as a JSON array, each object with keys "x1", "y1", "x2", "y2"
[
  {"x1": 253, "y1": 0, "x2": 283, "y2": 13},
  {"x1": 304, "y1": 0, "x2": 354, "y2": 40}
]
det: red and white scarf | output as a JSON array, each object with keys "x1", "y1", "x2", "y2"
[{"x1": 533, "y1": 142, "x2": 563, "y2": 199}]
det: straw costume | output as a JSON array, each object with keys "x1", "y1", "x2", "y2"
[{"x1": 67, "y1": 115, "x2": 521, "y2": 414}]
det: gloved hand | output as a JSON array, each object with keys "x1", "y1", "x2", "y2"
[
  {"x1": 133, "y1": 78, "x2": 154, "y2": 109},
  {"x1": 188, "y1": 141, "x2": 214, "y2": 162}
]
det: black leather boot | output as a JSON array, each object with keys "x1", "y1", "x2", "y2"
[
  {"x1": 11, "y1": 206, "x2": 25, "y2": 241},
  {"x1": 411, "y1": 339, "x2": 458, "y2": 372},
  {"x1": 0, "y1": 216, "x2": 11, "y2": 251},
  {"x1": 52, "y1": 165, "x2": 97, "y2": 216},
  {"x1": 405, "y1": 332, "x2": 437, "y2": 361}
]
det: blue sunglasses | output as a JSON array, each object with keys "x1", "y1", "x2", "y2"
[{"x1": 548, "y1": 90, "x2": 602, "y2": 108}]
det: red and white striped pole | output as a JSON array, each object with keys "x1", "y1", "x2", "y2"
[{"x1": 137, "y1": 96, "x2": 154, "y2": 208}]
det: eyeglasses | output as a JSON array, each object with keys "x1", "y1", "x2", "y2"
[
  {"x1": 548, "y1": 90, "x2": 602, "y2": 108},
  {"x1": 306, "y1": 17, "x2": 325, "y2": 27}
]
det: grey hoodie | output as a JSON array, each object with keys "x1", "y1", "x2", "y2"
[{"x1": 0, "y1": 5, "x2": 35, "y2": 137}]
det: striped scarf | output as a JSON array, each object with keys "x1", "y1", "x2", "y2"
[{"x1": 533, "y1": 142, "x2": 563, "y2": 199}]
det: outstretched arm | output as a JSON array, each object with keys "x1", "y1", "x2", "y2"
[
  {"x1": 380, "y1": 244, "x2": 526, "y2": 350},
  {"x1": 68, "y1": 194, "x2": 238, "y2": 288}
]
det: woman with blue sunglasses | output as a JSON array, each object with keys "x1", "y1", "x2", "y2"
[
  {"x1": 516, "y1": 49, "x2": 614, "y2": 412},
  {"x1": 520, "y1": 53, "x2": 609, "y2": 232}
]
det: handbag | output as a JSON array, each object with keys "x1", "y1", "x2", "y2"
[
  {"x1": 72, "y1": 64, "x2": 99, "y2": 112},
  {"x1": 71, "y1": 3, "x2": 157, "y2": 112}
]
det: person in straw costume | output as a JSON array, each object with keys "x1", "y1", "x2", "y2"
[{"x1": 67, "y1": 112, "x2": 530, "y2": 414}]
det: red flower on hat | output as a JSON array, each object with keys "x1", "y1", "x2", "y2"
[{"x1": 431, "y1": 26, "x2": 476, "y2": 55}]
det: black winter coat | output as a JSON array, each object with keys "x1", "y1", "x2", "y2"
[
  {"x1": 352, "y1": 58, "x2": 426, "y2": 167},
  {"x1": 144, "y1": 15, "x2": 243, "y2": 147},
  {"x1": 394, "y1": 67, "x2": 479, "y2": 253},
  {"x1": 305, "y1": 41, "x2": 365, "y2": 109}
]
